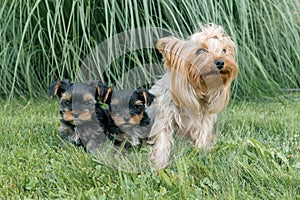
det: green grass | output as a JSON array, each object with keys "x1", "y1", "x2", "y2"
[
  {"x1": 1, "y1": 1, "x2": 299, "y2": 199},
  {"x1": 0, "y1": 0, "x2": 299, "y2": 99},
  {"x1": 1, "y1": 96, "x2": 299, "y2": 199}
]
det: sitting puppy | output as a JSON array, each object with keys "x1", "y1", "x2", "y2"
[
  {"x1": 48, "y1": 79, "x2": 111, "y2": 152},
  {"x1": 105, "y1": 88, "x2": 155, "y2": 146}
]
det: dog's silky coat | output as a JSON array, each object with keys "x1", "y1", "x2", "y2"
[
  {"x1": 49, "y1": 79, "x2": 111, "y2": 152},
  {"x1": 148, "y1": 24, "x2": 239, "y2": 169}
]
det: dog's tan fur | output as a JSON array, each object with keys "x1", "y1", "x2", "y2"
[{"x1": 148, "y1": 24, "x2": 239, "y2": 169}]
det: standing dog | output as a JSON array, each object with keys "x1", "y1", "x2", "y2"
[
  {"x1": 149, "y1": 24, "x2": 239, "y2": 169},
  {"x1": 49, "y1": 79, "x2": 111, "y2": 152}
]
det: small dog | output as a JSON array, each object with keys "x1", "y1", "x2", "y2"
[
  {"x1": 149, "y1": 24, "x2": 239, "y2": 169},
  {"x1": 48, "y1": 79, "x2": 111, "y2": 152},
  {"x1": 105, "y1": 88, "x2": 155, "y2": 146}
]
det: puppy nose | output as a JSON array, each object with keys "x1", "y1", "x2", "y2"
[
  {"x1": 214, "y1": 60, "x2": 224, "y2": 70},
  {"x1": 73, "y1": 112, "x2": 80, "y2": 118},
  {"x1": 124, "y1": 116, "x2": 130, "y2": 122}
]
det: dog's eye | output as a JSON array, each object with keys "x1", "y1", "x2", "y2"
[
  {"x1": 222, "y1": 49, "x2": 226, "y2": 53},
  {"x1": 196, "y1": 48, "x2": 208, "y2": 55},
  {"x1": 87, "y1": 99, "x2": 96, "y2": 105},
  {"x1": 61, "y1": 101, "x2": 71, "y2": 107},
  {"x1": 112, "y1": 105, "x2": 121, "y2": 110},
  {"x1": 133, "y1": 105, "x2": 143, "y2": 111}
]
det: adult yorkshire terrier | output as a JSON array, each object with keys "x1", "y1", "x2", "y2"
[{"x1": 149, "y1": 24, "x2": 239, "y2": 169}]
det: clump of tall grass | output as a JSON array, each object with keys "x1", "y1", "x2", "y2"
[{"x1": 0, "y1": 0, "x2": 299, "y2": 100}]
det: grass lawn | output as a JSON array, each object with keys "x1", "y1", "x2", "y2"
[{"x1": 0, "y1": 95, "x2": 299, "y2": 199}]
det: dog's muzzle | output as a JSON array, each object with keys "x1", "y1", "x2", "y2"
[{"x1": 214, "y1": 60, "x2": 224, "y2": 70}]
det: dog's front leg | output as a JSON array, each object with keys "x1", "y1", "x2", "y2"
[
  {"x1": 191, "y1": 114, "x2": 217, "y2": 149},
  {"x1": 149, "y1": 119, "x2": 174, "y2": 169},
  {"x1": 78, "y1": 126, "x2": 107, "y2": 153}
]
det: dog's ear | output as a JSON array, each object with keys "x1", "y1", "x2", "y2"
[
  {"x1": 91, "y1": 81, "x2": 112, "y2": 104},
  {"x1": 134, "y1": 88, "x2": 155, "y2": 106},
  {"x1": 48, "y1": 79, "x2": 72, "y2": 99},
  {"x1": 156, "y1": 37, "x2": 182, "y2": 67},
  {"x1": 156, "y1": 36, "x2": 180, "y2": 54}
]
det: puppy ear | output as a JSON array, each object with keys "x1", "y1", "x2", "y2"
[
  {"x1": 93, "y1": 81, "x2": 112, "y2": 104},
  {"x1": 135, "y1": 88, "x2": 155, "y2": 106},
  {"x1": 100, "y1": 86, "x2": 113, "y2": 104},
  {"x1": 48, "y1": 79, "x2": 72, "y2": 99}
]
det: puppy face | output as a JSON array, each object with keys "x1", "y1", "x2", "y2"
[
  {"x1": 109, "y1": 89, "x2": 155, "y2": 130},
  {"x1": 49, "y1": 80, "x2": 111, "y2": 125},
  {"x1": 59, "y1": 85, "x2": 97, "y2": 125}
]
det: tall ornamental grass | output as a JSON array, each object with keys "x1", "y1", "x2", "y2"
[{"x1": 0, "y1": 0, "x2": 299, "y2": 100}]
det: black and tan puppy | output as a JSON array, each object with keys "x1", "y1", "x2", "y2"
[
  {"x1": 105, "y1": 88, "x2": 155, "y2": 146},
  {"x1": 49, "y1": 79, "x2": 111, "y2": 152}
]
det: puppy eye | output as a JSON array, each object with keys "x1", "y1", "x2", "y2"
[
  {"x1": 113, "y1": 105, "x2": 121, "y2": 110},
  {"x1": 62, "y1": 101, "x2": 71, "y2": 107},
  {"x1": 133, "y1": 105, "x2": 143, "y2": 110},
  {"x1": 196, "y1": 48, "x2": 208, "y2": 55},
  {"x1": 88, "y1": 100, "x2": 96, "y2": 105},
  {"x1": 222, "y1": 49, "x2": 226, "y2": 53}
]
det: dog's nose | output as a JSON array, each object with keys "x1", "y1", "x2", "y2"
[
  {"x1": 73, "y1": 112, "x2": 80, "y2": 118},
  {"x1": 124, "y1": 116, "x2": 130, "y2": 122},
  {"x1": 214, "y1": 60, "x2": 224, "y2": 70}
]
